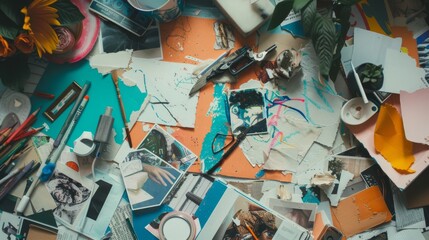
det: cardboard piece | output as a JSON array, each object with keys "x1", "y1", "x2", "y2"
[
  {"x1": 374, "y1": 103, "x2": 415, "y2": 173},
  {"x1": 404, "y1": 166, "x2": 429, "y2": 208},
  {"x1": 331, "y1": 186, "x2": 392, "y2": 238}
]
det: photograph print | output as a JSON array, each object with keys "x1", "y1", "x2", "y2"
[
  {"x1": 45, "y1": 170, "x2": 91, "y2": 225},
  {"x1": 138, "y1": 124, "x2": 198, "y2": 172},
  {"x1": 121, "y1": 148, "x2": 183, "y2": 210},
  {"x1": 214, "y1": 195, "x2": 282, "y2": 240},
  {"x1": 228, "y1": 88, "x2": 268, "y2": 136}
]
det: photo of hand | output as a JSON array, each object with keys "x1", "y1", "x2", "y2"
[{"x1": 121, "y1": 148, "x2": 182, "y2": 210}]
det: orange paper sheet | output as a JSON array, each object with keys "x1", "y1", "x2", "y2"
[
  {"x1": 130, "y1": 16, "x2": 292, "y2": 181},
  {"x1": 374, "y1": 104, "x2": 415, "y2": 174},
  {"x1": 331, "y1": 186, "x2": 392, "y2": 238}
]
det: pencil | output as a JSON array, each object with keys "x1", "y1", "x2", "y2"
[
  {"x1": 245, "y1": 222, "x2": 259, "y2": 240},
  {"x1": 111, "y1": 70, "x2": 132, "y2": 147},
  {"x1": 12, "y1": 126, "x2": 44, "y2": 142},
  {"x1": 34, "y1": 91, "x2": 55, "y2": 99},
  {"x1": 4, "y1": 108, "x2": 40, "y2": 146},
  {"x1": 0, "y1": 127, "x2": 13, "y2": 145}
]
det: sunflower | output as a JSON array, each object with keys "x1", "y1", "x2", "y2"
[{"x1": 21, "y1": 0, "x2": 61, "y2": 57}]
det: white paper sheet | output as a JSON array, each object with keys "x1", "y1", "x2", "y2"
[
  {"x1": 382, "y1": 49, "x2": 428, "y2": 94},
  {"x1": 352, "y1": 28, "x2": 402, "y2": 67},
  {"x1": 123, "y1": 59, "x2": 199, "y2": 128}
]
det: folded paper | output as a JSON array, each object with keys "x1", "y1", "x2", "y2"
[{"x1": 374, "y1": 104, "x2": 415, "y2": 173}]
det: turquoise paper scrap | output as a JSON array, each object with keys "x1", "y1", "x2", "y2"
[{"x1": 30, "y1": 59, "x2": 147, "y2": 147}]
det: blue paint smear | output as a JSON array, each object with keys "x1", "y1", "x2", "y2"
[
  {"x1": 302, "y1": 77, "x2": 335, "y2": 125},
  {"x1": 255, "y1": 169, "x2": 265, "y2": 179},
  {"x1": 30, "y1": 60, "x2": 147, "y2": 146},
  {"x1": 302, "y1": 191, "x2": 320, "y2": 204},
  {"x1": 200, "y1": 84, "x2": 228, "y2": 173}
]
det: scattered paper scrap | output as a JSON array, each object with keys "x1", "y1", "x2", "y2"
[
  {"x1": 374, "y1": 104, "x2": 415, "y2": 173},
  {"x1": 321, "y1": 170, "x2": 354, "y2": 206},
  {"x1": 89, "y1": 50, "x2": 133, "y2": 75},
  {"x1": 310, "y1": 172, "x2": 336, "y2": 187}
]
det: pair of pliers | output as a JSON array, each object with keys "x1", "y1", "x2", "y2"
[
  {"x1": 189, "y1": 45, "x2": 277, "y2": 96},
  {"x1": 208, "y1": 44, "x2": 277, "y2": 80}
]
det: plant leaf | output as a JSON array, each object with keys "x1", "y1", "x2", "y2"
[
  {"x1": 52, "y1": 0, "x2": 84, "y2": 26},
  {"x1": 337, "y1": 0, "x2": 360, "y2": 6},
  {"x1": 0, "y1": 11, "x2": 19, "y2": 40},
  {"x1": 301, "y1": 0, "x2": 316, "y2": 36},
  {"x1": 311, "y1": 14, "x2": 336, "y2": 78},
  {"x1": 0, "y1": 55, "x2": 30, "y2": 91},
  {"x1": 293, "y1": 0, "x2": 312, "y2": 12},
  {"x1": 267, "y1": 0, "x2": 293, "y2": 30},
  {"x1": 0, "y1": 0, "x2": 26, "y2": 27}
]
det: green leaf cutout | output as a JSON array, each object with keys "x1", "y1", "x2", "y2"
[
  {"x1": 301, "y1": 0, "x2": 316, "y2": 36},
  {"x1": 0, "y1": 0, "x2": 26, "y2": 27},
  {"x1": 311, "y1": 14, "x2": 336, "y2": 78},
  {"x1": 267, "y1": 0, "x2": 293, "y2": 30},
  {"x1": 52, "y1": 0, "x2": 85, "y2": 26},
  {"x1": 293, "y1": 0, "x2": 312, "y2": 12},
  {"x1": 0, "y1": 11, "x2": 19, "y2": 40}
]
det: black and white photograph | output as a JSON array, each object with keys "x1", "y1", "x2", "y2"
[
  {"x1": 228, "y1": 88, "x2": 268, "y2": 136},
  {"x1": 46, "y1": 170, "x2": 91, "y2": 225}
]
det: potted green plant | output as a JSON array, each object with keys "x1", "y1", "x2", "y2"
[
  {"x1": 346, "y1": 63, "x2": 384, "y2": 96},
  {"x1": 268, "y1": 0, "x2": 360, "y2": 83}
]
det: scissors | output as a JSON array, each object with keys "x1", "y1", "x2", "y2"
[
  {"x1": 206, "y1": 119, "x2": 267, "y2": 174},
  {"x1": 189, "y1": 44, "x2": 277, "y2": 96}
]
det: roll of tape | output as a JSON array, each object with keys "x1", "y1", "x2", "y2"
[
  {"x1": 159, "y1": 211, "x2": 196, "y2": 240},
  {"x1": 0, "y1": 89, "x2": 31, "y2": 124}
]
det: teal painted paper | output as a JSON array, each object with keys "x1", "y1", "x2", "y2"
[{"x1": 31, "y1": 59, "x2": 147, "y2": 147}]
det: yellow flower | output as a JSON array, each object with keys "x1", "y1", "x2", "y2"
[
  {"x1": 21, "y1": 0, "x2": 61, "y2": 57},
  {"x1": 15, "y1": 33, "x2": 35, "y2": 54},
  {"x1": 0, "y1": 35, "x2": 15, "y2": 58}
]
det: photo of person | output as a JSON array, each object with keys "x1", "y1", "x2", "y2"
[
  {"x1": 228, "y1": 88, "x2": 268, "y2": 136},
  {"x1": 46, "y1": 171, "x2": 91, "y2": 225},
  {"x1": 138, "y1": 125, "x2": 198, "y2": 172},
  {"x1": 2, "y1": 222, "x2": 24, "y2": 240},
  {"x1": 214, "y1": 196, "x2": 281, "y2": 240},
  {"x1": 0, "y1": 212, "x2": 24, "y2": 240},
  {"x1": 121, "y1": 148, "x2": 183, "y2": 210}
]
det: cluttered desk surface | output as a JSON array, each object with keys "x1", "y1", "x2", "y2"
[{"x1": 1, "y1": 0, "x2": 429, "y2": 239}]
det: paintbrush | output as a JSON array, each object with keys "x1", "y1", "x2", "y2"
[{"x1": 111, "y1": 70, "x2": 132, "y2": 147}]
